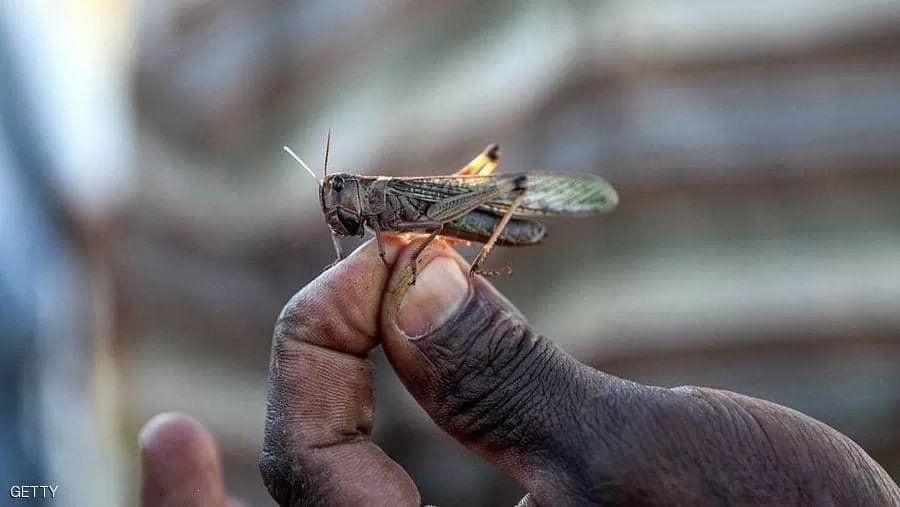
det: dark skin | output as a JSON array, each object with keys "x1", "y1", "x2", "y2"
[{"x1": 139, "y1": 236, "x2": 900, "y2": 506}]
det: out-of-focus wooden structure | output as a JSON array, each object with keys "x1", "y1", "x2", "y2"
[{"x1": 120, "y1": 2, "x2": 900, "y2": 505}]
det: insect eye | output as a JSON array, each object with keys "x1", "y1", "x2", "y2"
[{"x1": 332, "y1": 175, "x2": 345, "y2": 191}]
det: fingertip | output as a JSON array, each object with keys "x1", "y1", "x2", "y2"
[
  {"x1": 382, "y1": 238, "x2": 473, "y2": 336},
  {"x1": 397, "y1": 256, "x2": 470, "y2": 337},
  {"x1": 275, "y1": 236, "x2": 409, "y2": 356},
  {"x1": 140, "y1": 413, "x2": 226, "y2": 507},
  {"x1": 140, "y1": 413, "x2": 219, "y2": 466},
  {"x1": 379, "y1": 239, "x2": 479, "y2": 403},
  {"x1": 381, "y1": 238, "x2": 528, "y2": 347},
  {"x1": 262, "y1": 236, "x2": 422, "y2": 506},
  {"x1": 379, "y1": 239, "x2": 588, "y2": 495}
]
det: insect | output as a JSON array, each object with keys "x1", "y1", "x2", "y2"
[{"x1": 285, "y1": 133, "x2": 618, "y2": 282}]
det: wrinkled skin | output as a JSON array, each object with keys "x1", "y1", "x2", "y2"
[{"x1": 139, "y1": 237, "x2": 900, "y2": 507}]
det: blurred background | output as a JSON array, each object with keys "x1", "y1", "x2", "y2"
[{"x1": 1, "y1": 0, "x2": 899, "y2": 505}]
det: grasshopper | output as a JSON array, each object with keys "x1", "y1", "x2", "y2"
[{"x1": 285, "y1": 133, "x2": 618, "y2": 282}]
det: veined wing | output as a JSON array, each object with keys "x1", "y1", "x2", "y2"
[{"x1": 384, "y1": 172, "x2": 618, "y2": 217}]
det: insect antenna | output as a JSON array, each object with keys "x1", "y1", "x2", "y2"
[
  {"x1": 283, "y1": 146, "x2": 321, "y2": 188},
  {"x1": 323, "y1": 128, "x2": 332, "y2": 178}
]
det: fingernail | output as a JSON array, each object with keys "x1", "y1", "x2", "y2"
[{"x1": 398, "y1": 257, "x2": 469, "y2": 337}]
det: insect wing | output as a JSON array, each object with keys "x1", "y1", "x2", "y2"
[
  {"x1": 386, "y1": 172, "x2": 617, "y2": 218},
  {"x1": 491, "y1": 173, "x2": 618, "y2": 216},
  {"x1": 385, "y1": 175, "x2": 495, "y2": 203}
]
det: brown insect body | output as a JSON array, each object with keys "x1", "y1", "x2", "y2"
[
  {"x1": 441, "y1": 210, "x2": 546, "y2": 247},
  {"x1": 310, "y1": 143, "x2": 617, "y2": 281},
  {"x1": 321, "y1": 172, "x2": 546, "y2": 245}
]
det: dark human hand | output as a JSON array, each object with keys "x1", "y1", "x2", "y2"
[
  {"x1": 141, "y1": 237, "x2": 900, "y2": 506},
  {"x1": 256, "y1": 237, "x2": 900, "y2": 506}
]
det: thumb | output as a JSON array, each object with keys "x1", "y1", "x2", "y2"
[{"x1": 380, "y1": 238, "x2": 609, "y2": 505}]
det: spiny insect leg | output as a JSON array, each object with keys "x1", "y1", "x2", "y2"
[
  {"x1": 384, "y1": 219, "x2": 446, "y2": 285},
  {"x1": 407, "y1": 225, "x2": 444, "y2": 286},
  {"x1": 369, "y1": 220, "x2": 390, "y2": 268},
  {"x1": 454, "y1": 144, "x2": 501, "y2": 176},
  {"x1": 470, "y1": 177, "x2": 527, "y2": 278}
]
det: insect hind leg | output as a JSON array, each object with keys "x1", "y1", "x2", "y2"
[
  {"x1": 455, "y1": 144, "x2": 501, "y2": 176},
  {"x1": 470, "y1": 175, "x2": 527, "y2": 278}
]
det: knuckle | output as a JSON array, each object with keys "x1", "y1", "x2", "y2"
[
  {"x1": 274, "y1": 292, "x2": 313, "y2": 341},
  {"x1": 271, "y1": 289, "x2": 339, "y2": 351}
]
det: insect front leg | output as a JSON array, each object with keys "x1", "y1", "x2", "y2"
[
  {"x1": 368, "y1": 219, "x2": 391, "y2": 269},
  {"x1": 325, "y1": 231, "x2": 344, "y2": 269},
  {"x1": 320, "y1": 231, "x2": 346, "y2": 271},
  {"x1": 332, "y1": 231, "x2": 345, "y2": 258}
]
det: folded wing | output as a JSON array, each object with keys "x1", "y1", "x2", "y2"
[{"x1": 386, "y1": 172, "x2": 618, "y2": 217}]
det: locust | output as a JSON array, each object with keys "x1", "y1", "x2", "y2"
[{"x1": 284, "y1": 133, "x2": 618, "y2": 282}]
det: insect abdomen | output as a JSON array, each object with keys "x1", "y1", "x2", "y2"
[{"x1": 445, "y1": 210, "x2": 545, "y2": 246}]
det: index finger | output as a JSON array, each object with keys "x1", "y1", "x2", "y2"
[{"x1": 259, "y1": 237, "x2": 419, "y2": 506}]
